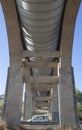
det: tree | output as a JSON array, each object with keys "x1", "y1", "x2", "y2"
[
  {"x1": 76, "y1": 89, "x2": 82, "y2": 120},
  {"x1": 76, "y1": 89, "x2": 82, "y2": 103}
]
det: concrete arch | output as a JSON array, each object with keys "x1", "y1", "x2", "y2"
[
  {"x1": 60, "y1": 0, "x2": 81, "y2": 67},
  {"x1": 58, "y1": 0, "x2": 81, "y2": 127},
  {"x1": 0, "y1": 0, "x2": 23, "y2": 64}
]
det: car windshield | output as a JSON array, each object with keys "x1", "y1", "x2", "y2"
[{"x1": 33, "y1": 115, "x2": 48, "y2": 120}]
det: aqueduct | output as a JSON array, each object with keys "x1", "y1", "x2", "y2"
[{"x1": 0, "y1": 0, "x2": 81, "y2": 128}]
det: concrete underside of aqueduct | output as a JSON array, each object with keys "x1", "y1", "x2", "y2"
[{"x1": 0, "y1": 0, "x2": 81, "y2": 128}]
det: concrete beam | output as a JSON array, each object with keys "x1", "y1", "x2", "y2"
[
  {"x1": 33, "y1": 112, "x2": 48, "y2": 115},
  {"x1": 23, "y1": 50, "x2": 60, "y2": 58},
  {"x1": 24, "y1": 76, "x2": 59, "y2": 83},
  {"x1": 32, "y1": 84, "x2": 52, "y2": 91},
  {"x1": 23, "y1": 61, "x2": 58, "y2": 68},
  {"x1": 36, "y1": 102, "x2": 49, "y2": 107},
  {"x1": 34, "y1": 96, "x2": 51, "y2": 101}
]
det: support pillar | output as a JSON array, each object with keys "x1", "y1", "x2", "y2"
[
  {"x1": 71, "y1": 67, "x2": 79, "y2": 123},
  {"x1": 51, "y1": 67, "x2": 59, "y2": 121},
  {"x1": 4, "y1": 64, "x2": 23, "y2": 126},
  {"x1": 58, "y1": 66, "x2": 77, "y2": 127},
  {"x1": 51, "y1": 86, "x2": 59, "y2": 122},
  {"x1": 0, "y1": 0, "x2": 23, "y2": 126},
  {"x1": 58, "y1": 0, "x2": 81, "y2": 127},
  {"x1": 24, "y1": 83, "x2": 32, "y2": 120}
]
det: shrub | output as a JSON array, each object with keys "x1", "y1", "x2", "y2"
[{"x1": 0, "y1": 121, "x2": 7, "y2": 130}]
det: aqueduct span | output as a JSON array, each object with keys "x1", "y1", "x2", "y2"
[{"x1": 0, "y1": 0, "x2": 81, "y2": 128}]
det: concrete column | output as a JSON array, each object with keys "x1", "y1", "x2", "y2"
[
  {"x1": 0, "y1": 0, "x2": 24, "y2": 126},
  {"x1": 51, "y1": 86, "x2": 59, "y2": 122},
  {"x1": 51, "y1": 67, "x2": 59, "y2": 121},
  {"x1": 58, "y1": 66, "x2": 77, "y2": 127},
  {"x1": 4, "y1": 64, "x2": 23, "y2": 126},
  {"x1": 71, "y1": 67, "x2": 79, "y2": 123},
  {"x1": 24, "y1": 83, "x2": 32, "y2": 120},
  {"x1": 59, "y1": 0, "x2": 81, "y2": 127}
]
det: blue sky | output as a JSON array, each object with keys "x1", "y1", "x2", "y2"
[
  {"x1": 0, "y1": 2, "x2": 82, "y2": 95},
  {"x1": 72, "y1": 2, "x2": 82, "y2": 92},
  {"x1": 0, "y1": 4, "x2": 9, "y2": 95}
]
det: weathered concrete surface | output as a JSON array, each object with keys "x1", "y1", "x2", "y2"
[
  {"x1": 51, "y1": 68, "x2": 59, "y2": 121},
  {"x1": 51, "y1": 86, "x2": 59, "y2": 122},
  {"x1": 0, "y1": 0, "x2": 81, "y2": 128},
  {"x1": 3, "y1": 66, "x2": 23, "y2": 126},
  {"x1": 58, "y1": 67, "x2": 77, "y2": 127},
  {"x1": 24, "y1": 83, "x2": 32, "y2": 120},
  {"x1": 20, "y1": 125, "x2": 82, "y2": 130},
  {"x1": 59, "y1": 0, "x2": 81, "y2": 127},
  {"x1": 0, "y1": 0, "x2": 23, "y2": 126},
  {"x1": 0, "y1": 0, "x2": 23, "y2": 63}
]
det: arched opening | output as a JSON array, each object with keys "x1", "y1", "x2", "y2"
[{"x1": 0, "y1": 3, "x2": 9, "y2": 95}]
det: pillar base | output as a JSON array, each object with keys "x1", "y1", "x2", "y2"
[{"x1": 5, "y1": 118, "x2": 21, "y2": 127}]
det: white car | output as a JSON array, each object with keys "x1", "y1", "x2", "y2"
[{"x1": 27, "y1": 115, "x2": 48, "y2": 122}]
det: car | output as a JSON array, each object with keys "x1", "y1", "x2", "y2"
[
  {"x1": 27, "y1": 115, "x2": 49, "y2": 123},
  {"x1": 0, "y1": 95, "x2": 4, "y2": 100}
]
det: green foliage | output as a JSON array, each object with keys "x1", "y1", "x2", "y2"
[
  {"x1": 76, "y1": 89, "x2": 82, "y2": 120},
  {"x1": 0, "y1": 99, "x2": 4, "y2": 116},
  {"x1": 76, "y1": 89, "x2": 82, "y2": 103}
]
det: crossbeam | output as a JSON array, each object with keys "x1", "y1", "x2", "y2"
[
  {"x1": 24, "y1": 76, "x2": 59, "y2": 83},
  {"x1": 23, "y1": 50, "x2": 60, "y2": 58},
  {"x1": 37, "y1": 102, "x2": 49, "y2": 107},
  {"x1": 33, "y1": 111, "x2": 48, "y2": 114},
  {"x1": 32, "y1": 84, "x2": 52, "y2": 91},
  {"x1": 34, "y1": 96, "x2": 51, "y2": 101},
  {"x1": 23, "y1": 61, "x2": 58, "y2": 68}
]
